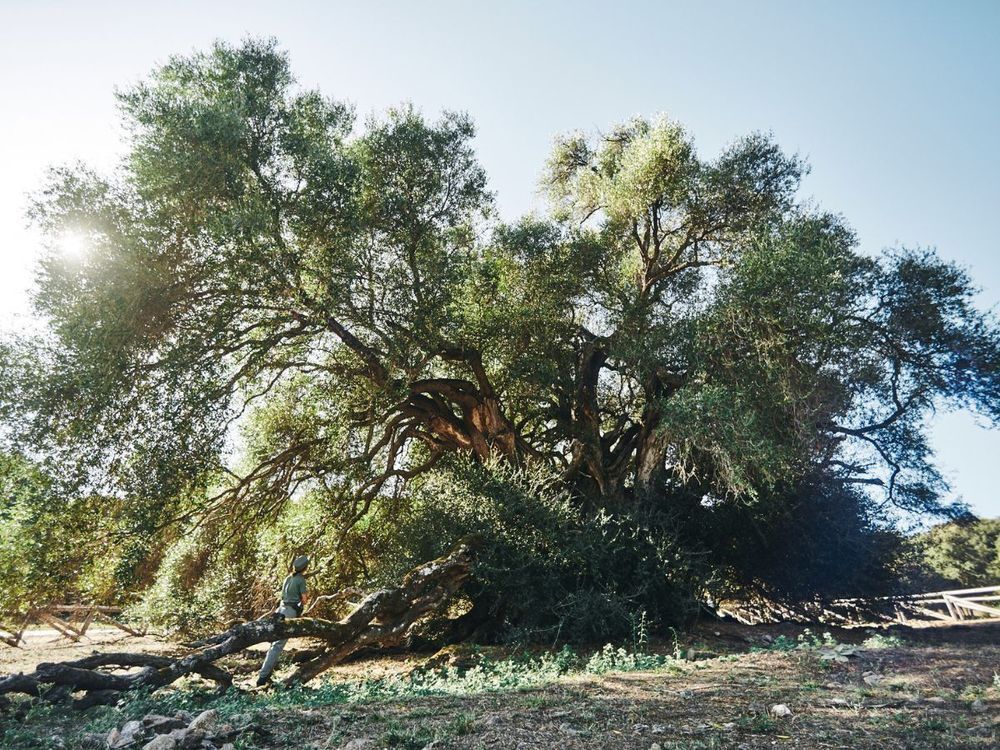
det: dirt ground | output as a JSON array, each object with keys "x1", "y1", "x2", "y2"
[
  {"x1": 1, "y1": 620, "x2": 998, "y2": 749},
  {"x1": 264, "y1": 620, "x2": 1000, "y2": 750},
  {"x1": 0, "y1": 631, "x2": 177, "y2": 676}
]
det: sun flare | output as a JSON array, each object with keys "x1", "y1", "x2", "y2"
[{"x1": 56, "y1": 230, "x2": 88, "y2": 258}]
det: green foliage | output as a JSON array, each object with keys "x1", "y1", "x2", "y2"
[
  {"x1": 862, "y1": 633, "x2": 907, "y2": 649},
  {"x1": 758, "y1": 635, "x2": 799, "y2": 652},
  {"x1": 127, "y1": 528, "x2": 233, "y2": 635},
  {"x1": 130, "y1": 498, "x2": 333, "y2": 635},
  {"x1": 584, "y1": 642, "x2": 669, "y2": 674},
  {"x1": 753, "y1": 629, "x2": 868, "y2": 664},
  {"x1": 0, "y1": 452, "x2": 120, "y2": 609},
  {"x1": 913, "y1": 518, "x2": 1000, "y2": 587},
  {"x1": 345, "y1": 458, "x2": 702, "y2": 642},
  {"x1": 702, "y1": 473, "x2": 910, "y2": 602}
]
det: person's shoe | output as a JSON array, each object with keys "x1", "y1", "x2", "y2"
[{"x1": 255, "y1": 675, "x2": 270, "y2": 687}]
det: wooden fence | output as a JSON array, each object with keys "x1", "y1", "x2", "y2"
[
  {"x1": 716, "y1": 584, "x2": 1000, "y2": 626},
  {"x1": 896, "y1": 585, "x2": 1000, "y2": 623},
  {"x1": 0, "y1": 605, "x2": 145, "y2": 647}
]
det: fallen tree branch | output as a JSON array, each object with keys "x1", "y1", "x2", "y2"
[{"x1": 0, "y1": 538, "x2": 475, "y2": 708}]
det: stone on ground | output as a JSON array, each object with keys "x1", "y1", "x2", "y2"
[{"x1": 771, "y1": 703, "x2": 792, "y2": 717}]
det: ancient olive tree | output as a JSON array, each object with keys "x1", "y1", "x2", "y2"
[{"x1": 11, "y1": 39, "x2": 1000, "y2": 626}]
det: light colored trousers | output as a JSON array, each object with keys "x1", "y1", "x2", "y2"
[{"x1": 258, "y1": 604, "x2": 298, "y2": 682}]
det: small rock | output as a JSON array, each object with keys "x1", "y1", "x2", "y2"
[
  {"x1": 651, "y1": 724, "x2": 667, "y2": 734},
  {"x1": 971, "y1": 699, "x2": 986, "y2": 713},
  {"x1": 341, "y1": 739, "x2": 373, "y2": 750},
  {"x1": 188, "y1": 710, "x2": 218, "y2": 733},
  {"x1": 650, "y1": 744, "x2": 662, "y2": 750},
  {"x1": 863, "y1": 674, "x2": 884, "y2": 686},
  {"x1": 141, "y1": 737, "x2": 176, "y2": 750},
  {"x1": 143, "y1": 715, "x2": 188, "y2": 734},
  {"x1": 108, "y1": 721, "x2": 142, "y2": 750},
  {"x1": 633, "y1": 723, "x2": 650, "y2": 733},
  {"x1": 761, "y1": 634, "x2": 773, "y2": 643},
  {"x1": 721, "y1": 722, "x2": 736, "y2": 731},
  {"x1": 828, "y1": 697, "x2": 849, "y2": 707},
  {"x1": 210, "y1": 723, "x2": 241, "y2": 745},
  {"x1": 770, "y1": 704, "x2": 792, "y2": 717},
  {"x1": 926, "y1": 696, "x2": 946, "y2": 705},
  {"x1": 167, "y1": 728, "x2": 205, "y2": 750},
  {"x1": 559, "y1": 722, "x2": 582, "y2": 735}
]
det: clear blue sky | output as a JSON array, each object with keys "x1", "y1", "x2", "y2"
[{"x1": 2, "y1": 0, "x2": 999, "y2": 517}]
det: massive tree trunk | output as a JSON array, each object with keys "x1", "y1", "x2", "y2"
[
  {"x1": 0, "y1": 540, "x2": 475, "y2": 708},
  {"x1": 566, "y1": 337, "x2": 619, "y2": 502},
  {"x1": 565, "y1": 336, "x2": 687, "y2": 510}
]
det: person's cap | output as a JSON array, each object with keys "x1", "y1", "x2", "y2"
[{"x1": 293, "y1": 555, "x2": 310, "y2": 572}]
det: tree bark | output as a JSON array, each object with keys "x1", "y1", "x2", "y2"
[
  {"x1": 568, "y1": 337, "x2": 614, "y2": 500},
  {"x1": 633, "y1": 368, "x2": 686, "y2": 505}
]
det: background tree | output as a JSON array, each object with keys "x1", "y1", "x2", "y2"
[
  {"x1": 0, "y1": 451, "x2": 121, "y2": 610},
  {"x1": 913, "y1": 518, "x2": 1000, "y2": 587},
  {"x1": 10, "y1": 38, "x2": 1000, "y2": 636}
]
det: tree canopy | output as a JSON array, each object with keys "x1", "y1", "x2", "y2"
[{"x1": 6, "y1": 39, "x2": 1000, "y2": 632}]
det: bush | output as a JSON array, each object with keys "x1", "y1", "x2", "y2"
[
  {"x1": 701, "y1": 474, "x2": 910, "y2": 602},
  {"x1": 348, "y1": 457, "x2": 703, "y2": 643},
  {"x1": 128, "y1": 529, "x2": 229, "y2": 635},
  {"x1": 128, "y1": 495, "x2": 377, "y2": 633}
]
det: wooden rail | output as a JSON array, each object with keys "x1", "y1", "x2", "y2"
[
  {"x1": 845, "y1": 585, "x2": 1000, "y2": 624},
  {"x1": 0, "y1": 605, "x2": 145, "y2": 647},
  {"x1": 715, "y1": 584, "x2": 1000, "y2": 626}
]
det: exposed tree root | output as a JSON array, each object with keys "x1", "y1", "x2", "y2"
[{"x1": 0, "y1": 539, "x2": 475, "y2": 708}]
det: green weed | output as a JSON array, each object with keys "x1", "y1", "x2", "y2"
[{"x1": 862, "y1": 633, "x2": 907, "y2": 649}]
